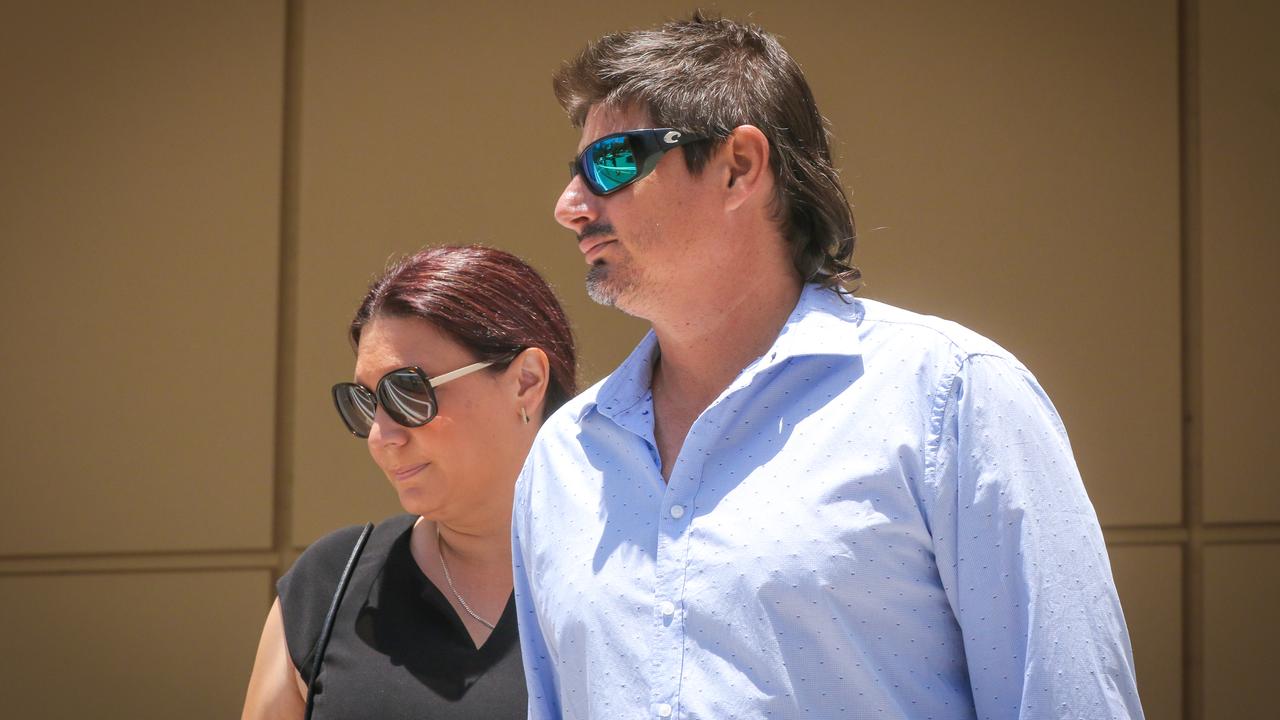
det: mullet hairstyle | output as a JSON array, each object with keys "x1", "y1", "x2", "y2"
[
  {"x1": 349, "y1": 245, "x2": 578, "y2": 418},
  {"x1": 553, "y1": 11, "x2": 860, "y2": 290}
]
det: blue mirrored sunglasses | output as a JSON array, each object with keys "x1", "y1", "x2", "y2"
[{"x1": 569, "y1": 128, "x2": 709, "y2": 195}]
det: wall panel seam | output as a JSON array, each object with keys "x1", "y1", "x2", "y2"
[
  {"x1": 269, "y1": 0, "x2": 305, "y2": 601},
  {"x1": 0, "y1": 558, "x2": 279, "y2": 577},
  {"x1": 1178, "y1": 1, "x2": 1203, "y2": 718}
]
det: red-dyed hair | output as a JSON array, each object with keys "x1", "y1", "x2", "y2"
[{"x1": 349, "y1": 245, "x2": 577, "y2": 417}]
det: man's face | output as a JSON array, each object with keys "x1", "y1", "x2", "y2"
[{"x1": 553, "y1": 104, "x2": 721, "y2": 318}]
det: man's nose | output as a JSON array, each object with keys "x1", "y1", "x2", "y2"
[{"x1": 554, "y1": 174, "x2": 599, "y2": 232}]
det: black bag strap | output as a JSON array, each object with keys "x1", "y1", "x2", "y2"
[{"x1": 303, "y1": 521, "x2": 375, "y2": 720}]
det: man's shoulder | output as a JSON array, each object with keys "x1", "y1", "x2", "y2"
[{"x1": 855, "y1": 296, "x2": 1019, "y2": 366}]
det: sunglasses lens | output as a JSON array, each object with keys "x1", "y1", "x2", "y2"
[
  {"x1": 333, "y1": 384, "x2": 376, "y2": 438},
  {"x1": 585, "y1": 136, "x2": 638, "y2": 193},
  {"x1": 380, "y1": 368, "x2": 436, "y2": 427}
]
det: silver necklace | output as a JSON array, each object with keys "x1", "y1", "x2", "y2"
[{"x1": 436, "y1": 527, "x2": 496, "y2": 630}]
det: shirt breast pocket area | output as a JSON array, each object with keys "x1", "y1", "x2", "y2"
[{"x1": 685, "y1": 469, "x2": 942, "y2": 622}]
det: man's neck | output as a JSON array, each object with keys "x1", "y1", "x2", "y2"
[
  {"x1": 652, "y1": 278, "x2": 800, "y2": 397},
  {"x1": 647, "y1": 265, "x2": 802, "y2": 479}
]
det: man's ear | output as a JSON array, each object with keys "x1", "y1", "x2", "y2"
[
  {"x1": 721, "y1": 124, "x2": 772, "y2": 211},
  {"x1": 508, "y1": 347, "x2": 551, "y2": 419}
]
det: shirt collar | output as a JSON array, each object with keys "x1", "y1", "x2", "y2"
[
  {"x1": 576, "y1": 328, "x2": 659, "y2": 423},
  {"x1": 575, "y1": 283, "x2": 864, "y2": 424},
  {"x1": 769, "y1": 282, "x2": 865, "y2": 363}
]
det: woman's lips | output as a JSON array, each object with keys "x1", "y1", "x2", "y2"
[{"x1": 392, "y1": 463, "x2": 428, "y2": 481}]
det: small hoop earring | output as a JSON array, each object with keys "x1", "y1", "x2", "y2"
[{"x1": 520, "y1": 407, "x2": 530, "y2": 424}]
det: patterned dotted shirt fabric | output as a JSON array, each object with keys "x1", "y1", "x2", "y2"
[{"x1": 512, "y1": 284, "x2": 1144, "y2": 720}]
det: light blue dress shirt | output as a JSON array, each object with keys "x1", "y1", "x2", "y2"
[{"x1": 513, "y1": 285, "x2": 1143, "y2": 720}]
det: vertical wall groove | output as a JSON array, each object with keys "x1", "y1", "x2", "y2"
[
  {"x1": 1178, "y1": 1, "x2": 1203, "y2": 718},
  {"x1": 270, "y1": 0, "x2": 305, "y2": 593}
]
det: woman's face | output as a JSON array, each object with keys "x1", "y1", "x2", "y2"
[{"x1": 353, "y1": 314, "x2": 529, "y2": 526}]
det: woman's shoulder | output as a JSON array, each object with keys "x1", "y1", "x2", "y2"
[
  {"x1": 297, "y1": 523, "x2": 371, "y2": 565},
  {"x1": 281, "y1": 514, "x2": 416, "y2": 593},
  {"x1": 275, "y1": 514, "x2": 416, "y2": 674}
]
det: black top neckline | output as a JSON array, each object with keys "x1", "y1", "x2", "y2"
[{"x1": 398, "y1": 523, "x2": 517, "y2": 652}]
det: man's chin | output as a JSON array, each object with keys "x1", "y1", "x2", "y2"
[
  {"x1": 585, "y1": 265, "x2": 621, "y2": 307},
  {"x1": 586, "y1": 263, "x2": 650, "y2": 318}
]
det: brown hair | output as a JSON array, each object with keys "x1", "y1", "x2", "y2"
[
  {"x1": 349, "y1": 245, "x2": 577, "y2": 417},
  {"x1": 553, "y1": 11, "x2": 860, "y2": 290}
]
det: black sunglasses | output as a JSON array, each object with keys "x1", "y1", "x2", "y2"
[
  {"x1": 331, "y1": 360, "x2": 497, "y2": 438},
  {"x1": 569, "y1": 128, "x2": 709, "y2": 195}
]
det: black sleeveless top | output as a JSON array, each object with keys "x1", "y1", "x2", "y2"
[{"x1": 277, "y1": 514, "x2": 527, "y2": 719}]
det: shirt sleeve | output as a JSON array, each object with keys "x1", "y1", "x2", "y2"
[
  {"x1": 512, "y1": 464, "x2": 562, "y2": 720},
  {"x1": 927, "y1": 353, "x2": 1145, "y2": 720}
]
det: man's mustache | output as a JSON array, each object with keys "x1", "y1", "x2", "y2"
[{"x1": 577, "y1": 222, "x2": 616, "y2": 242}]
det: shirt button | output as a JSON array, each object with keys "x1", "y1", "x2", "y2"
[
  {"x1": 669, "y1": 504, "x2": 685, "y2": 519},
  {"x1": 656, "y1": 703, "x2": 672, "y2": 717},
  {"x1": 659, "y1": 600, "x2": 676, "y2": 616}
]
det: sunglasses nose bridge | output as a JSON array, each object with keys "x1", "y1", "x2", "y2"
[{"x1": 366, "y1": 402, "x2": 411, "y2": 446}]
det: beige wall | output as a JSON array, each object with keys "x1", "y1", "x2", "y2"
[{"x1": 0, "y1": 1, "x2": 1274, "y2": 717}]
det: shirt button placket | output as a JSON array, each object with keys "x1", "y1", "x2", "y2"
[
  {"x1": 654, "y1": 417, "x2": 711, "y2": 720},
  {"x1": 652, "y1": 490, "x2": 691, "y2": 720}
]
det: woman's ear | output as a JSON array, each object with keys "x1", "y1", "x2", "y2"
[
  {"x1": 721, "y1": 124, "x2": 772, "y2": 210},
  {"x1": 508, "y1": 347, "x2": 551, "y2": 420}
]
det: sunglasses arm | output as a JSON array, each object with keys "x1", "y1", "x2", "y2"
[{"x1": 428, "y1": 360, "x2": 495, "y2": 388}]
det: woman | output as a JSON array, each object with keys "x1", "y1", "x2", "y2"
[{"x1": 242, "y1": 245, "x2": 576, "y2": 719}]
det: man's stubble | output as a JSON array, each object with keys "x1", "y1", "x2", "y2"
[{"x1": 585, "y1": 262, "x2": 627, "y2": 307}]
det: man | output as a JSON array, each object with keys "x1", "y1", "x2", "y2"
[{"x1": 513, "y1": 13, "x2": 1143, "y2": 720}]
